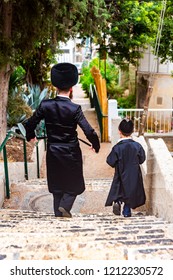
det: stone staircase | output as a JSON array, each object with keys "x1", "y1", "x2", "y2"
[
  {"x1": 1, "y1": 179, "x2": 173, "y2": 260},
  {"x1": 72, "y1": 83, "x2": 91, "y2": 111},
  {"x1": 1, "y1": 85, "x2": 173, "y2": 261}
]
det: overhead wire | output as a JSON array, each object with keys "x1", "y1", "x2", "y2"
[
  {"x1": 149, "y1": 0, "x2": 167, "y2": 87},
  {"x1": 139, "y1": 0, "x2": 167, "y2": 135}
]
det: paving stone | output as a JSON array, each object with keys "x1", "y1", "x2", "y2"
[{"x1": 0, "y1": 208, "x2": 173, "y2": 260}]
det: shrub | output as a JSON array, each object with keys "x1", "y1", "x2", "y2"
[
  {"x1": 117, "y1": 94, "x2": 136, "y2": 108},
  {"x1": 7, "y1": 89, "x2": 32, "y2": 127},
  {"x1": 7, "y1": 67, "x2": 32, "y2": 127},
  {"x1": 80, "y1": 58, "x2": 136, "y2": 109},
  {"x1": 22, "y1": 85, "x2": 48, "y2": 111},
  {"x1": 7, "y1": 67, "x2": 48, "y2": 128},
  {"x1": 80, "y1": 66, "x2": 94, "y2": 97},
  {"x1": 8, "y1": 66, "x2": 26, "y2": 94},
  {"x1": 80, "y1": 57, "x2": 119, "y2": 97}
]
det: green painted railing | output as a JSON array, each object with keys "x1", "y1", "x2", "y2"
[
  {"x1": 0, "y1": 124, "x2": 46, "y2": 199},
  {"x1": 0, "y1": 130, "x2": 28, "y2": 198}
]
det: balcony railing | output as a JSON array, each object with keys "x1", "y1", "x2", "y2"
[{"x1": 117, "y1": 108, "x2": 173, "y2": 134}]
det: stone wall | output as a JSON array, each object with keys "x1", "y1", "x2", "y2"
[
  {"x1": 0, "y1": 140, "x2": 45, "y2": 208},
  {"x1": 146, "y1": 138, "x2": 173, "y2": 223}
]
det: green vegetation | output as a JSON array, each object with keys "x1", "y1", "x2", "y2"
[
  {"x1": 104, "y1": 0, "x2": 162, "y2": 69},
  {"x1": 80, "y1": 57, "x2": 136, "y2": 108},
  {"x1": 117, "y1": 94, "x2": 136, "y2": 109},
  {"x1": 7, "y1": 67, "x2": 48, "y2": 128},
  {"x1": 80, "y1": 57, "x2": 119, "y2": 96},
  {"x1": 7, "y1": 91, "x2": 32, "y2": 128}
]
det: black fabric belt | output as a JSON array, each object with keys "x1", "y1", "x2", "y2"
[{"x1": 47, "y1": 138, "x2": 91, "y2": 147}]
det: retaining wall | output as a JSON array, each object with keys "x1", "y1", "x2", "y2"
[
  {"x1": 146, "y1": 138, "x2": 173, "y2": 223},
  {"x1": 135, "y1": 136, "x2": 173, "y2": 223},
  {"x1": 0, "y1": 140, "x2": 45, "y2": 208}
]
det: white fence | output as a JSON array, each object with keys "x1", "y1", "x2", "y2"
[
  {"x1": 108, "y1": 100, "x2": 173, "y2": 137},
  {"x1": 117, "y1": 108, "x2": 173, "y2": 134}
]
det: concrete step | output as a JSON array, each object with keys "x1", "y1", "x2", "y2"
[
  {"x1": 3, "y1": 178, "x2": 113, "y2": 214},
  {"x1": 72, "y1": 98, "x2": 91, "y2": 111},
  {"x1": 0, "y1": 209, "x2": 173, "y2": 260}
]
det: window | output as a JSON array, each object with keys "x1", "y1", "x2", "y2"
[
  {"x1": 61, "y1": 49, "x2": 70, "y2": 53},
  {"x1": 157, "y1": 97, "x2": 163, "y2": 105}
]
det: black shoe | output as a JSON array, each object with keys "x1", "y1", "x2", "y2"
[
  {"x1": 55, "y1": 212, "x2": 62, "y2": 217},
  {"x1": 58, "y1": 207, "x2": 72, "y2": 218},
  {"x1": 113, "y1": 202, "x2": 121, "y2": 215}
]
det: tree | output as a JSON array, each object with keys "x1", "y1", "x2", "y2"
[
  {"x1": 0, "y1": 0, "x2": 107, "y2": 143},
  {"x1": 157, "y1": 0, "x2": 173, "y2": 63},
  {"x1": 104, "y1": 0, "x2": 162, "y2": 69},
  {"x1": 20, "y1": 0, "x2": 108, "y2": 88},
  {"x1": 0, "y1": 1, "x2": 12, "y2": 144}
]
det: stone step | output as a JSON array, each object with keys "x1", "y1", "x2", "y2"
[
  {"x1": 1, "y1": 236, "x2": 173, "y2": 260},
  {"x1": 11, "y1": 178, "x2": 112, "y2": 187},
  {"x1": 0, "y1": 209, "x2": 173, "y2": 260},
  {"x1": 73, "y1": 98, "x2": 91, "y2": 111},
  {"x1": 3, "y1": 178, "x2": 114, "y2": 214},
  {"x1": 0, "y1": 218, "x2": 171, "y2": 235}
]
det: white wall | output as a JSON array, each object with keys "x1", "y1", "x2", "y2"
[
  {"x1": 108, "y1": 99, "x2": 119, "y2": 142},
  {"x1": 56, "y1": 39, "x2": 76, "y2": 63},
  {"x1": 148, "y1": 74, "x2": 173, "y2": 110},
  {"x1": 146, "y1": 138, "x2": 173, "y2": 222},
  {"x1": 138, "y1": 46, "x2": 173, "y2": 74}
]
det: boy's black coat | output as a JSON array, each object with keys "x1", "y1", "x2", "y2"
[
  {"x1": 105, "y1": 139, "x2": 146, "y2": 209},
  {"x1": 25, "y1": 96, "x2": 100, "y2": 195}
]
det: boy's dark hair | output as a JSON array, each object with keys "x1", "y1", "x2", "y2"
[
  {"x1": 58, "y1": 87, "x2": 71, "y2": 92},
  {"x1": 118, "y1": 119, "x2": 134, "y2": 136}
]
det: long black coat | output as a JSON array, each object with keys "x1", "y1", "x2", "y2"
[
  {"x1": 25, "y1": 96, "x2": 100, "y2": 195},
  {"x1": 105, "y1": 139, "x2": 146, "y2": 209}
]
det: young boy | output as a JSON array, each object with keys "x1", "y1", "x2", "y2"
[{"x1": 105, "y1": 119, "x2": 146, "y2": 217}]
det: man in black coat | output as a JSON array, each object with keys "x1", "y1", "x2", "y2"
[
  {"x1": 25, "y1": 63, "x2": 100, "y2": 218},
  {"x1": 105, "y1": 119, "x2": 146, "y2": 217}
]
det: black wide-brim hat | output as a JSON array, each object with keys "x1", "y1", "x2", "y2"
[
  {"x1": 51, "y1": 63, "x2": 78, "y2": 89},
  {"x1": 119, "y1": 119, "x2": 134, "y2": 134}
]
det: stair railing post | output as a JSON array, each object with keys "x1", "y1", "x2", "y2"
[
  {"x1": 36, "y1": 142, "x2": 40, "y2": 178},
  {"x1": 23, "y1": 138, "x2": 28, "y2": 180},
  {"x1": 3, "y1": 145, "x2": 10, "y2": 198}
]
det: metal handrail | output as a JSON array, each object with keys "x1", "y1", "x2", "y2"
[
  {"x1": 0, "y1": 130, "x2": 28, "y2": 198},
  {"x1": 0, "y1": 125, "x2": 46, "y2": 199}
]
